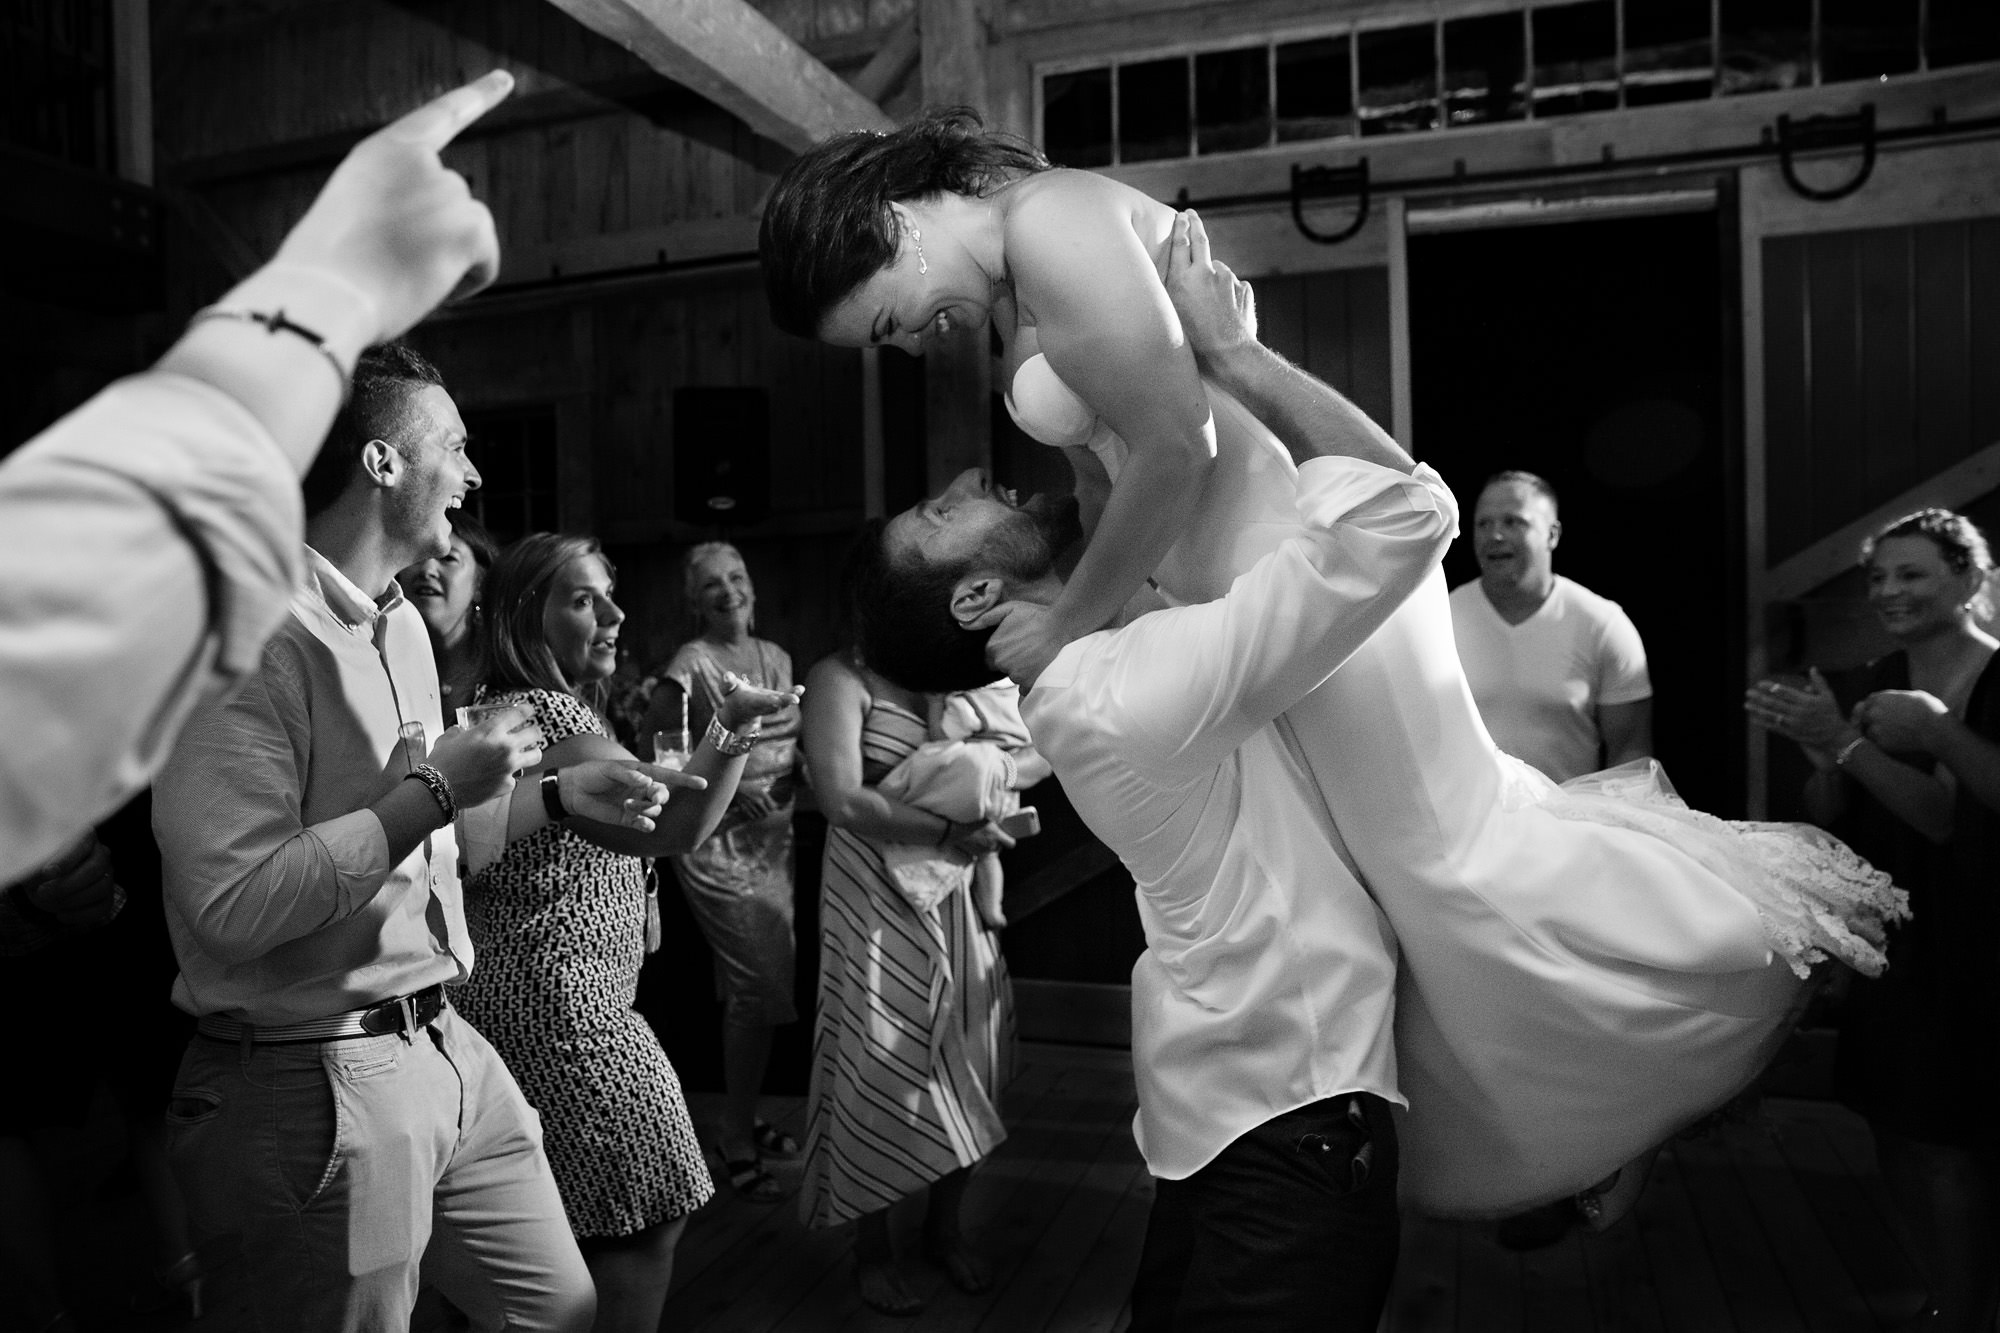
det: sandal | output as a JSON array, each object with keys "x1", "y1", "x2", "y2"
[
  {"x1": 725, "y1": 1157, "x2": 790, "y2": 1203},
  {"x1": 753, "y1": 1119, "x2": 801, "y2": 1159}
]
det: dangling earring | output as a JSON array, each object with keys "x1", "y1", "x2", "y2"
[{"x1": 910, "y1": 225, "x2": 928, "y2": 276}]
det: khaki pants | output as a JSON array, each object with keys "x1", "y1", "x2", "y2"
[{"x1": 166, "y1": 1007, "x2": 594, "y2": 1332}]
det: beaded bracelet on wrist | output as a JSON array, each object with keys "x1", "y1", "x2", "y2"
[
  {"x1": 187, "y1": 305, "x2": 352, "y2": 397},
  {"x1": 404, "y1": 763, "x2": 458, "y2": 823},
  {"x1": 705, "y1": 714, "x2": 761, "y2": 756}
]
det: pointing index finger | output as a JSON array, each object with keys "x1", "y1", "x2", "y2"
[{"x1": 380, "y1": 69, "x2": 515, "y2": 152}]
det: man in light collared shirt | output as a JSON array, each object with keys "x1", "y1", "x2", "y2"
[
  {"x1": 151, "y1": 345, "x2": 670, "y2": 1331},
  {"x1": 845, "y1": 219, "x2": 1455, "y2": 1331}
]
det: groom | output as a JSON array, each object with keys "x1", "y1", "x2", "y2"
[{"x1": 845, "y1": 214, "x2": 1456, "y2": 1331}]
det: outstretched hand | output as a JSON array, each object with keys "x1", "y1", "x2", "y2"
[
  {"x1": 561, "y1": 759, "x2": 707, "y2": 832},
  {"x1": 273, "y1": 69, "x2": 514, "y2": 341},
  {"x1": 1164, "y1": 210, "x2": 1258, "y2": 370},
  {"x1": 716, "y1": 672, "x2": 805, "y2": 733}
]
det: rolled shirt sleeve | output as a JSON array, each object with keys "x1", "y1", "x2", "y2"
[
  {"x1": 1093, "y1": 457, "x2": 1459, "y2": 780},
  {"x1": 151, "y1": 638, "x2": 393, "y2": 969},
  {"x1": 0, "y1": 373, "x2": 302, "y2": 883}
]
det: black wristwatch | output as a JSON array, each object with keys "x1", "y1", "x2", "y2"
[{"x1": 541, "y1": 768, "x2": 567, "y2": 821}]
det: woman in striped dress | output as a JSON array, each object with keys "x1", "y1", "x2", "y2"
[{"x1": 799, "y1": 647, "x2": 1017, "y2": 1316}]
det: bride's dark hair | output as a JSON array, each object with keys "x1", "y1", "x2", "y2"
[{"x1": 759, "y1": 108, "x2": 1048, "y2": 338}]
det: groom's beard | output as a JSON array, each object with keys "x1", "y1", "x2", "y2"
[{"x1": 991, "y1": 494, "x2": 1082, "y2": 582}]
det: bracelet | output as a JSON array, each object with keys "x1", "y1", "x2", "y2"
[
  {"x1": 1834, "y1": 735, "x2": 1869, "y2": 767},
  {"x1": 404, "y1": 763, "x2": 457, "y2": 823},
  {"x1": 541, "y1": 769, "x2": 567, "y2": 821},
  {"x1": 188, "y1": 305, "x2": 351, "y2": 396},
  {"x1": 705, "y1": 714, "x2": 761, "y2": 757}
]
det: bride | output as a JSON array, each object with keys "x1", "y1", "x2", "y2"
[{"x1": 757, "y1": 112, "x2": 1904, "y2": 1217}]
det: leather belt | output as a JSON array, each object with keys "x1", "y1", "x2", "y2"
[{"x1": 198, "y1": 984, "x2": 448, "y2": 1045}]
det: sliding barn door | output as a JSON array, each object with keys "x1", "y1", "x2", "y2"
[{"x1": 1741, "y1": 136, "x2": 2000, "y2": 814}]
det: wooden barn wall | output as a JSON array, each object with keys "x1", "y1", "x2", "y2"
[
  {"x1": 154, "y1": 0, "x2": 884, "y2": 677},
  {"x1": 1256, "y1": 268, "x2": 1394, "y2": 431},
  {"x1": 1761, "y1": 218, "x2": 2000, "y2": 568}
]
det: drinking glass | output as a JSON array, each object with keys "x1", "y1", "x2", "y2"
[{"x1": 651, "y1": 729, "x2": 693, "y2": 771}]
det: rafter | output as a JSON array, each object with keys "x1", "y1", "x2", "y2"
[{"x1": 544, "y1": 0, "x2": 893, "y2": 152}]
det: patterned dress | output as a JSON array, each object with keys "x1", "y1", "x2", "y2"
[
  {"x1": 800, "y1": 691, "x2": 1017, "y2": 1228},
  {"x1": 451, "y1": 688, "x2": 714, "y2": 1237}
]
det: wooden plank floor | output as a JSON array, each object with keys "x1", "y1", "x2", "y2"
[{"x1": 677, "y1": 1043, "x2": 1934, "y2": 1333}]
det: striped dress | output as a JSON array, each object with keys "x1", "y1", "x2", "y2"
[{"x1": 800, "y1": 694, "x2": 1016, "y2": 1228}]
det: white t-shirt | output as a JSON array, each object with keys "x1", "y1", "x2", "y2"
[
  {"x1": 1022, "y1": 456, "x2": 1458, "y2": 1179},
  {"x1": 1448, "y1": 574, "x2": 1651, "y2": 783}
]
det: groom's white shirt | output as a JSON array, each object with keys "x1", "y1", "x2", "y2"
[{"x1": 1019, "y1": 455, "x2": 1458, "y2": 1180}]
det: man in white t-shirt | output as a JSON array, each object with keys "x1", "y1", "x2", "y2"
[{"x1": 1449, "y1": 472, "x2": 1652, "y2": 783}]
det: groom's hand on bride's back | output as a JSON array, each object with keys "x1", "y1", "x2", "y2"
[{"x1": 1165, "y1": 210, "x2": 1259, "y2": 372}]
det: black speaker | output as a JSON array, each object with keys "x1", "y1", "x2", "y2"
[{"x1": 673, "y1": 387, "x2": 770, "y2": 527}]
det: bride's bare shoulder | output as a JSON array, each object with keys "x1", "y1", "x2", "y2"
[{"x1": 1005, "y1": 169, "x2": 1171, "y2": 237}]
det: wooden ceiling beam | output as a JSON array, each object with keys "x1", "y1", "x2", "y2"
[{"x1": 543, "y1": 0, "x2": 894, "y2": 152}]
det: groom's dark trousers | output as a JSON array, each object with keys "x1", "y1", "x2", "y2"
[{"x1": 1128, "y1": 1091, "x2": 1401, "y2": 1332}]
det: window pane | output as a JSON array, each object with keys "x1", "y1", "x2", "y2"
[
  {"x1": 465, "y1": 407, "x2": 558, "y2": 544},
  {"x1": 1820, "y1": 0, "x2": 1919, "y2": 82},
  {"x1": 1119, "y1": 57, "x2": 1191, "y2": 163},
  {"x1": 1276, "y1": 35, "x2": 1355, "y2": 142},
  {"x1": 1042, "y1": 67, "x2": 1112, "y2": 168},
  {"x1": 1625, "y1": 3, "x2": 1714, "y2": 106},
  {"x1": 1927, "y1": 0, "x2": 2000, "y2": 69},
  {"x1": 1443, "y1": 11, "x2": 1526, "y2": 127},
  {"x1": 1358, "y1": 23, "x2": 1438, "y2": 137},
  {"x1": 1531, "y1": 1, "x2": 1618, "y2": 116},
  {"x1": 1195, "y1": 46, "x2": 1270, "y2": 155},
  {"x1": 1719, "y1": 0, "x2": 1812, "y2": 94}
]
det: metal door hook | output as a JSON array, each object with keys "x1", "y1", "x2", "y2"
[
  {"x1": 1776, "y1": 105, "x2": 1877, "y2": 202},
  {"x1": 1290, "y1": 161, "x2": 1371, "y2": 244}
]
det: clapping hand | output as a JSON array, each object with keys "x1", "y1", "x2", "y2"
[
  {"x1": 1164, "y1": 210, "x2": 1257, "y2": 370},
  {"x1": 1854, "y1": 689, "x2": 1949, "y2": 755},
  {"x1": 274, "y1": 69, "x2": 513, "y2": 341},
  {"x1": 1744, "y1": 668, "x2": 1855, "y2": 762}
]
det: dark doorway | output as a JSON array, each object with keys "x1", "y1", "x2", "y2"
[{"x1": 1409, "y1": 210, "x2": 1740, "y2": 813}]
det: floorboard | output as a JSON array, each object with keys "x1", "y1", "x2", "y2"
[
  {"x1": 39, "y1": 1043, "x2": 1934, "y2": 1333},
  {"x1": 618, "y1": 1051, "x2": 1939, "y2": 1333}
]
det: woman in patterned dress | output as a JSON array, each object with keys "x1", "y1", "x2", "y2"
[
  {"x1": 451, "y1": 532, "x2": 801, "y2": 1333},
  {"x1": 799, "y1": 645, "x2": 1017, "y2": 1316},
  {"x1": 637, "y1": 542, "x2": 803, "y2": 1199}
]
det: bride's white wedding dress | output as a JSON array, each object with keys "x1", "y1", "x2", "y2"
[{"x1": 1007, "y1": 353, "x2": 1904, "y2": 1215}]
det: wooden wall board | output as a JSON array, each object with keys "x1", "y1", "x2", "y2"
[
  {"x1": 1913, "y1": 222, "x2": 1974, "y2": 483},
  {"x1": 1760, "y1": 237, "x2": 1813, "y2": 567},
  {"x1": 1760, "y1": 211, "x2": 2000, "y2": 569},
  {"x1": 1973, "y1": 216, "x2": 2000, "y2": 456}
]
